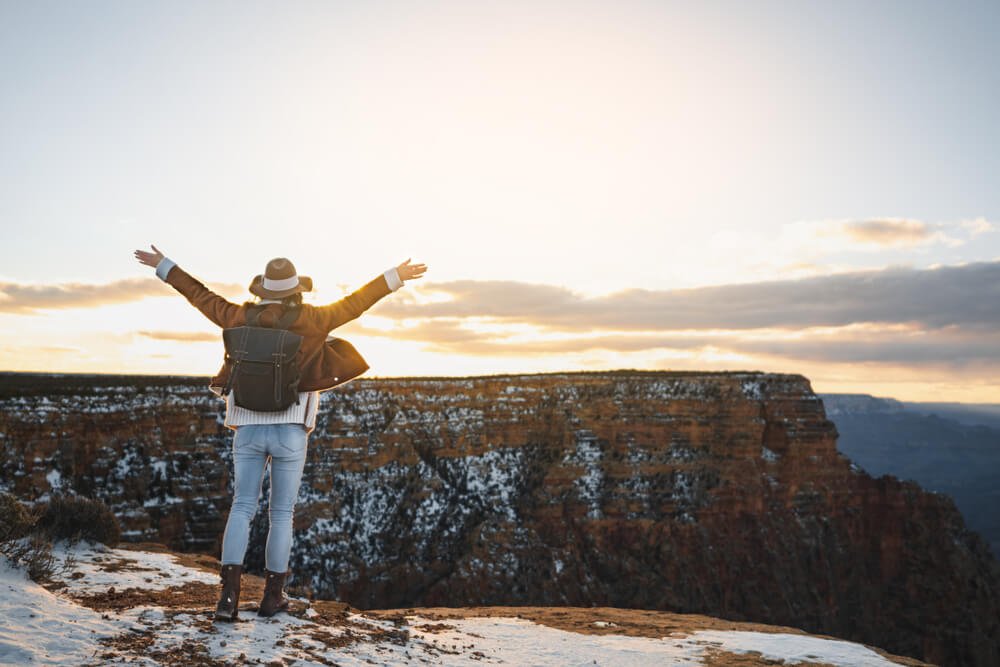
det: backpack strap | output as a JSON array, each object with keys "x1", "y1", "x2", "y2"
[
  {"x1": 273, "y1": 329, "x2": 288, "y2": 406},
  {"x1": 275, "y1": 306, "x2": 300, "y2": 330},
  {"x1": 246, "y1": 304, "x2": 264, "y2": 327},
  {"x1": 222, "y1": 326, "x2": 250, "y2": 397}
]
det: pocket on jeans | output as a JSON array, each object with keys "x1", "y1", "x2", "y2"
[
  {"x1": 233, "y1": 425, "x2": 255, "y2": 451},
  {"x1": 276, "y1": 425, "x2": 307, "y2": 455}
]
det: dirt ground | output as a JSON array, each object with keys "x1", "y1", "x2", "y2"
[{"x1": 97, "y1": 542, "x2": 929, "y2": 666}]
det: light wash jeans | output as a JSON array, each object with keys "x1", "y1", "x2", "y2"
[{"x1": 220, "y1": 423, "x2": 308, "y2": 572}]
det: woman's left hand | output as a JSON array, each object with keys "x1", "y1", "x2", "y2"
[
  {"x1": 396, "y1": 258, "x2": 428, "y2": 281},
  {"x1": 134, "y1": 244, "x2": 165, "y2": 269}
]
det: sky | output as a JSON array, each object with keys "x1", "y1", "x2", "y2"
[{"x1": 1, "y1": 0, "x2": 999, "y2": 401}]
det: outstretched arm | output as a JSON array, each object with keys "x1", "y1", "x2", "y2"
[
  {"x1": 317, "y1": 258, "x2": 427, "y2": 332},
  {"x1": 133, "y1": 244, "x2": 243, "y2": 328}
]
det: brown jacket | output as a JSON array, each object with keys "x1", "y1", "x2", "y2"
[{"x1": 162, "y1": 264, "x2": 394, "y2": 393}]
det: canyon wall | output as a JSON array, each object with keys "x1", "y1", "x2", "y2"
[{"x1": 1, "y1": 370, "x2": 997, "y2": 666}]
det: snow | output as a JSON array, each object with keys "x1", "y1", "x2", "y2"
[
  {"x1": 48, "y1": 541, "x2": 218, "y2": 595},
  {"x1": 390, "y1": 617, "x2": 902, "y2": 666},
  {"x1": 149, "y1": 459, "x2": 168, "y2": 479},
  {"x1": 0, "y1": 384, "x2": 221, "y2": 422},
  {"x1": 688, "y1": 629, "x2": 898, "y2": 666},
  {"x1": 741, "y1": 379, "x2": 765, "y2": 400},
  {"x1": 296, "y1": 445, "x2": 526, "y2": 578},
  {"x1": 564, "y1": 430, "x2": 605, "y2": 519},
  {"x1": 0, "y1": 542, "x2": 908, "y2": 666},
  {"x1": 404, "y1": 615, "x2": 708, "y2": 665},
  {"x1": 0, "y1": 557, "x2": 127, "y2": 666}
]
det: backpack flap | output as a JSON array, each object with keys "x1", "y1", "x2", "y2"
[{"x1": 222, "y1": 306, "x2": 304, "y2": 411}]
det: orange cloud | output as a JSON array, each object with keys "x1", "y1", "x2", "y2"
[
  {"x1": 137, "y1": 330, "x2": 218, "y2": 343},
  {"x1": 841, "y1": 218, "x2": 934, "y2": 245}
]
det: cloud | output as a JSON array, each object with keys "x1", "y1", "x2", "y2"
[
  {"x1": 729, "y1": 328, "x2": 1000, "y2": 365},
  {"x1": 376, "y1": 260, "x2": 1000, "y2": 331},
  {"x1": 353, "y1": 321, "x2": 1000, "y2": 368},
  {"x1": 343, "y1": 260, "x2": 1000, "y2": 371},
  {"x1": 9, "y1": 259, "x2": 1000, "y2": 376},
  {"x1": 959, "y1": 217, "x2": 995, "y2": 236},
  {"x1": 350, "y1": 321, "x2": 708, "y2": 356},
  {"x1": 840, "y1": 218, "x2": 935, "y2": 245},
  {"x1": 808, "y1": 216, "x2": 995, "y2": 250},
  {"x1": 0, "y1": 277, "x2": 245, "y2": 314},
  {"x1": 137, "y1": 330, "x2": 218, "y2": 343}
]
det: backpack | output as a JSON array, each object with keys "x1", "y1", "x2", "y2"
[{"x1": 221, "y1": 305, "x2": 303, "y2": 411}]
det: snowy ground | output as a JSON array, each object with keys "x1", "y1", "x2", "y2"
[{"x1": 0, "y1": 540, "x2": 924, "y2": 666}]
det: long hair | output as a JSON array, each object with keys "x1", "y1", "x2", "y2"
[{"x1": 278, "y1": 293, "x2": 303, "y2": 308}]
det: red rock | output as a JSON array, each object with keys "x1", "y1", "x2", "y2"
[{"x1": 1, "y1": 370, "x2": 997, "y2": 666}]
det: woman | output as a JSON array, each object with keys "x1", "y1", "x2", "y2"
[{"x1": 134, "y1": 244, "x2": 426, "y2": 620}]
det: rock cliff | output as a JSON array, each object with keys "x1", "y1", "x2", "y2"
[{"x1": 1, "y1": 370, "x2": 997, "y2": 667}]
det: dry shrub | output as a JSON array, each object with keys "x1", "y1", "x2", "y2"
[
  {"x1": 0, "y1": 492, "x2": 34, "y2": 542},
  {"x1": 0, "y1": 493, "x2": 58, "y2": 582},
  {"x1": 2, "y1": 533, "x2": 58, "y2": 582},
  {"x1": 33, "y1": 494, "x2": 121, "y2": 547}
]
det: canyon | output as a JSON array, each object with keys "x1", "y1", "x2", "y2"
[{"x1": 1, "y1": 370, "x2": 998, "y2": 667}]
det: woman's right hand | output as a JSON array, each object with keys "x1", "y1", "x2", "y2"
[
  {"x1": 134, "y1": 244, "x2": 165, "y2": 268},
  {"x1": 396, "y1": 258, "x2": 427, "y2": 281}
]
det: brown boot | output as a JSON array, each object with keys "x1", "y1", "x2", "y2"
[
  {"x1": 214, "y1": 564, "x2": 242, "y2": 621},
  {"x1": 257, "y1": 569, "x2": 290, "y2": 617}
]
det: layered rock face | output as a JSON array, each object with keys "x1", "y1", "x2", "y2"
[{"x1": 1, "y1": 370, "x2": 998, "y2": 666}]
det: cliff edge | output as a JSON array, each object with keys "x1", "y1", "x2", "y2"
[{"x1": 1, "y1": 370, "x2": 998, "y2": 666}]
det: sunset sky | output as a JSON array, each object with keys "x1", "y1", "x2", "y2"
[{"x1": 2, "y1": 1, "x2": 999, "y2": 402}]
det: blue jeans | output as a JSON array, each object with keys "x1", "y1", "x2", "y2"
[{"x1": 220, "y1": 423, "x2": 308, "y2": 572}]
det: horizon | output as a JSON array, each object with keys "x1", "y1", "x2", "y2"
[{"x1": 4, "y1": 367, "x2": 1000, "y2": 406}]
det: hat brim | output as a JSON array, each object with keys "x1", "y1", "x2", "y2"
[{"x1": 248, "y1": 275, "x2": 313, "y2": 299}]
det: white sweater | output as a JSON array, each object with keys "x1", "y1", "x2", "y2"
[{"x1": 224, "y1": 388, "x2": 322, "y2": 432}]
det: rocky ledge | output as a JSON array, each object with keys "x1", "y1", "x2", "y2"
[{"x1": 0, "y1": 539, "x2": 932, "y2": 666}]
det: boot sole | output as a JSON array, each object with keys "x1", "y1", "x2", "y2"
[
  {"x1": 257, "y1": 603, "x2": 289, "y2": 618},
  {"x1": 214, "y1": 608, "x2": 239, "y2": 621}
]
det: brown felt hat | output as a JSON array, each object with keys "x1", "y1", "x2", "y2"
[{"x1": 248, "y1": 257, "x2": 313, "y2": 298}]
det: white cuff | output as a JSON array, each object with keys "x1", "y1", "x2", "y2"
[
  {"x1": 155, "y1": 257, "x2": 176, "y2": 281},
  {"x1": 384, "y1": 267, "x2": 403, "y2": 291}
]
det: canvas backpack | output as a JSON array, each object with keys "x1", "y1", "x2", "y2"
[{"x1": 221, "y1": 304, "x2": 303, "y2": 411}]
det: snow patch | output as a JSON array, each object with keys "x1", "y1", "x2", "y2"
[
  {"x1": 687, "y1": 629, "x2": 899, "y2": 667},
  {"x1": 45, "y1": 468, "x2": 62, "y2": 490},
  {"x1": 0, "y1": 558, "x2": 130, "y2": 666},
  {"x1": 49, "y1": 540, "x2": 218, "y2": 594},
  {"x1": 564, "y1": 430, "x2": 604, "y2": 519}
]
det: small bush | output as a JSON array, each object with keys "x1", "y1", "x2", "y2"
[
  {"x1": 0, "y1": 492, "x2": 34, "y2": 542},
  {"x1": 34, "y1": 494, "x2": 121, "y2": 547},
  {"x1": 0, "y1": 494, "x2": 60, "y2": 583},
  {"x1": 2, "y1": 533, "x2": 58, "y2": 582}
]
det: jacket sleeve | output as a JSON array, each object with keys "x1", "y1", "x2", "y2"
[
  {"x1": 315, "y1": 268, "x2": 401, "y2": 332},
  {"x1": 156, "y1": 258, "x2": 243, "y2": 328}
]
